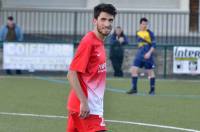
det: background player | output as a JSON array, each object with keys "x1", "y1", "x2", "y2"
[
  {"x1": 127, "y1": 17, "x2": 156, "y2": 95},
  {"x1": 66, "y1": 3, "x2": 117, "y2": 132}
]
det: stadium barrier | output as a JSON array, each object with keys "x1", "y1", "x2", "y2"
[{"x1": 1, "y1": 42, "x2": 200, "y2": 79}]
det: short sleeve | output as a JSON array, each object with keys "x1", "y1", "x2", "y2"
[{"x1": 70, "y1": 38, "x2": 92, "y2": 73}]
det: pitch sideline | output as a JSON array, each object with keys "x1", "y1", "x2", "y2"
[{"x1": 0, "y1": 112, "x2": 199, "y2": 132}]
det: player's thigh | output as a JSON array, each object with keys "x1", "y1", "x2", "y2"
[
  {"x1": 144, "y1": 60, "x2": 155, "y2": 69},
  {"x1": 80, "y1": 115, "x2": 107, "y2": 132},
  {"x1": 131, "y1": 66, "x2": 139, "y2": 76},
  {"x1": 144, "y1": 60, "x2": 155, "y2": 77},
  {"x1": 132, "y1": 59, "x2": 142, "y2": 75},
  {"x1": 67, "y1": 112, "x2": 79, "y2": 132},
  {"x1": 133, "y1": 58, "x2": 143, "y2": 68}
]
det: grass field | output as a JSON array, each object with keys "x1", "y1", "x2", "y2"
[{"x1": 0, "y1": 76, "x2": 200, "y2": 132}]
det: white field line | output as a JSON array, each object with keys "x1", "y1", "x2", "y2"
[
  {"x1": 1, "y1": 75, "x2": 200, "y2": 83},
  {"x1": 0, "y1": 112, "x2": 199, "y2": 132}
]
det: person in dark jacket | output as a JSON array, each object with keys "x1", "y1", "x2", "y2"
[{"x1": 109, "y1": 26, "x2": 128, "y2": 77}]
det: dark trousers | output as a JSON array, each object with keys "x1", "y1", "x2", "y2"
[
  {"x1": 111, "y1": 57, "x2": 123, "y2": 77},
  {"x1": 6, "y1": 69, "x2": 22, "y2": 75},
  {"x1": 109, "y1": 43, "x2": 124, "y2": 77}
]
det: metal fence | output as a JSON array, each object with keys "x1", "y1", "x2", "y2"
[{"x1": 0, "y1": 8, "x2": 200, "y2": 45}]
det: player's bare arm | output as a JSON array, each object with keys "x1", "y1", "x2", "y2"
[
  {"x1": 67, "y1": 70, "x2": 90, "y2": 118},
  {"x1": 144, "y1": 47, "x2": 155, "y2": 59}
]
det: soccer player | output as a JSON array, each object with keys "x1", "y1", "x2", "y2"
[
  {"x1": 66, "y1": 3, "x2": 117, "y2": 132},
  {"x1": 127, "y1": 17, "x2": 156, "y2": 95}
]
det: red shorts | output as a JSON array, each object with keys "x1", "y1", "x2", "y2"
[{"x1": 67, "y1": 111, "x2": 107, "y2": 132}]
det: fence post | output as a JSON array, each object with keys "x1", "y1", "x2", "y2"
[
  {"x1": 166, "y1": 13, "x2": 169, "y2": 44},
  {"x1": 0, "y1": 0, "x2": 2, "y2": 24},
  {"x1": 0, "y1": 0, "x2": 2, "y2": 48},
  {"x1": 73, "y1": 11, "x2": 78, "y2": 43},
  {"x1": 0, "y1": 0, "x2": 2, "y2": 9},
  {"x1": 163, "y1": 45, "x2": 167, "y2": 78}
]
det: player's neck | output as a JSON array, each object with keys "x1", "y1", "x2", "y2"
[
  {"x1": 140, "y1": 29, "x2": 147, "y2": 32},
  {"x1": 93, "y1": 30, "x2": 105, "y2": 41}
]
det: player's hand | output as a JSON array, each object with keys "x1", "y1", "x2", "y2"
[
  {"x1": 79, "y1": 100, "x2": 90, "y2": 119},
  {"x1": 144, "y1": 52, "x2": 151, "y2": 59}
]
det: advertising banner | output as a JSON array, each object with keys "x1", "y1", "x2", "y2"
[
  {"x1": 173, "y1": 46, "x2": 200, "y2": 74},
  {"x1": 3, "y1": 42, "x2": 73, "y2": 71}
]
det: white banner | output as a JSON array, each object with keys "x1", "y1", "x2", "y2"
[
  {"x1": 3, "y1": 42, "x2": 74, "y2": 71},
  {"x1": 173, "y1": 46, "x2": 200, "y2": 74}
]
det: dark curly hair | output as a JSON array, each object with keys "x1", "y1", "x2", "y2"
[
  {"x1": 94, "y1": 3, "x2": 117, "y2": 19},
  {"x1": 140, "y1": 17, "x2": 148, "y2": 24}
]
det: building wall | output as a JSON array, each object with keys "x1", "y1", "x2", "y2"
[
  {"x1": 101, "y1": 0, "x2": 180, "y2": 10},
  {"x1": 0, "y1": 9, "x2": 191, "y2": 36},
  {"x1": 1, "y1": 0, "x2": 86, "y2": 9},
  {"x1": 0, "y1": 0, "x2": 194, "y2": 36},
  {"x1": 1, "y1": 0, "x2": 189, "y2": 11}
]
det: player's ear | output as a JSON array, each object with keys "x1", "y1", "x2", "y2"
[{"x1": 93, "y1": 18, "x2": 97, "y2": 25}]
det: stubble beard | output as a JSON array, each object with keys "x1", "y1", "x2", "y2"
[{"x1": 97, "y1": 25, "x2": 112, "y2": 37}]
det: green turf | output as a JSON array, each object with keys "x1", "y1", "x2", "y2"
[{"x1": 0, "y1": 76, "x2": 200, "y2": 132}]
